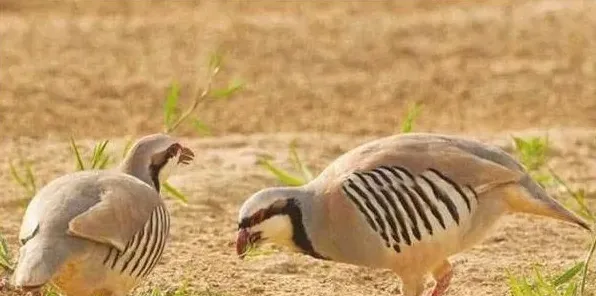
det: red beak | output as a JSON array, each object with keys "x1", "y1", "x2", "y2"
[{"x1": 236, "y1": 228, "x2": 250, "y2": 259}]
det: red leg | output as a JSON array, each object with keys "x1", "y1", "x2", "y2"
[
  {"x1": 431, "y1": 261, "x2": 453, "y2": 296},
  {"x1": 0, "y1": 276, "x2": 7, "y2": 290}
]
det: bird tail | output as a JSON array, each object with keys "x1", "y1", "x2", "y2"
[
  {"x1": 504, "y1": 175, "x2": 592, "y2": 232},
  {"x1": 11, "y1": 237, "x2": 63, "y2": 289}
]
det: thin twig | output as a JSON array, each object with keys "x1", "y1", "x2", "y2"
[{"x1": 165, "y1": 66, "x2": 220, "y2": 134}]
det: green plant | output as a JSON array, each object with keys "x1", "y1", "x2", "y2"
[
  {"x1": 507, "y1": 263, "x2": 584, "y2": 296},
  {"x1": 161, "y1": 181, "x2": 188, "y2": 204},
  {"x1": 69, "y1": 137, "x2": 189, "y2": 204},
  {"x1": 9, "y1": 158, "x2": 37, "y2": 199},
  {"x1": 163, "y1": 52, "x2": 243, "y2": 134},
  {"x1": 400, "y1": 102, "x2": 422, "y2": 133},
  {"x1": 160, "y1": 51, "x2": 244, "y2": 202},
  {"x1": 257, "y1": 140, "x2": 314, "y2": 187},
  {"x1": 144, "y1": 282, "x2": 228, "y2": 296},
  {"x1": 0, "y1": 233, "x2": 14, "y2": 273},
  {"x1": 70, "y1": 138, "x2": 111, "y2": 171},
  {"x1": 509, "y1": 136, "x2": 596, "y2": 296},
  {"x1": 512, "y1": 136, "x2": 553, "y2": 185}
]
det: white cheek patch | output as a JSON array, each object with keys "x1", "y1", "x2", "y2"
[{"x1": 253, "y1": 215, "x2": 294, "y2": 246}]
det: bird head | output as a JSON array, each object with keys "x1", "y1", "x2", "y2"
[
  {"x1": 119, "y1": 133, "x2": 194, "y2": 191},
  {"x1": 235, "y1": 188, "x2": 299, "y2": 259}
]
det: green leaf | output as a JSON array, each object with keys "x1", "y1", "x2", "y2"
[
  {"x1": 257, "y1": 158, "x2": 307, "y2": 186},
  {"x1": 192, "y1": 118, "x2": 212, "y2": 136},
  {"x1": 550, "y1": 168, "x2": 596, "y2": 222},
  {"x1": 553, "y1": 262, "x2": 584, "y2": 287},
  {"x1": 400, "y1": 102, "x2": 422, "y2": 133},
  {"x1": 122, "y1": 138, "x2": 133, "y2": 159},
  {"x1": 98, "y1": 156, "x2": 111, "y2": 170},
  {"x1": 9, "y1": 161, "x2": 27, "y2": 187},
  {"x1": 0, "y1": 233, "x2": 13, "y2": 272},
  {"x1": 562, "y1": 283, "x2": 577, "y2": 296},
  {"x1": 162, "y1": 181, "x2": 188, "y2": 204},
  {"x1": 24, "y1": 163, "x2": 36, "y2": 193},
  {"x1": 512, "y1": 136, "x2": 549, "y2": 172},
  {"x1": 70, "y1": 137, "x2": 85, "y2": 171},
  {"x1": 91, "y1": 140, "x2": 110, "y2": 169},
  {"x1": 288, "y1": 140, "x2": 313, "y2": 182},
  {"x1": 164, "y1": 82, "x2": 181, "y2": 130},
  {"x1": 210, "y1": 79, "x2": 244, "y2": 99}
]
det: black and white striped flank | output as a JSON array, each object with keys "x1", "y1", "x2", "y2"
[
  {"x1": 341, "y1": 165, "x2": 478, "y2": 253},
  {"x1": 102, "y1": 204, "x2": 170, "y2": 278}
]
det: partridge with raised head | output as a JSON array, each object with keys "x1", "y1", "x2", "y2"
[
  {"x1": 236, "y1": 133, "x2": 590, "y2": 296},
  {"x1": 12, "y1": 134, "x2": 194, "y2": 296}
]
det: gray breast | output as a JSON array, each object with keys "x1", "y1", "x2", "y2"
[
  {"x1": 341, "y1": 165, "x2": 478, "y2": 253},
  {"x1": 102, "y1": 204, "x2": 170, "y2": 279}
]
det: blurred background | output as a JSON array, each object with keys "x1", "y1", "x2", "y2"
[
  {"x1": 1, "y1": 1, "x2": 596, "y2": 296},
  {"x1": 2, "y1": 0, "x2": 596, "y2": 139}
]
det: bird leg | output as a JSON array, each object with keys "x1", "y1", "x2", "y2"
[
  {"x1": 400, "y1": 276, "x2": 426, "y2": 296},
  {"x1": 431, "y1": 260, "x2": 453, "y2": 296}
]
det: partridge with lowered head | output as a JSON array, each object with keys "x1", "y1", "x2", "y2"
[
  {"x1": 12, "y1": 134, "x2": 194, "y2": 296},
  {"x1": 236, "y1": 133, "x2": 590, "y2": 296}
]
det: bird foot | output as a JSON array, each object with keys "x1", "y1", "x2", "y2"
[
  {"x1": 0, "y1": 277, "x2": 7, "y2": 290},
  {"x1": 430, "y1": 268, "x2": 453, "y2": 296}
]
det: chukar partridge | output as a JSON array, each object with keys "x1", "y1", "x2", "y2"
[
  {"x1": 12, "y1": 134, "x2": 194, "y2": 296},
  {"x1": 236, "y1": 133, "x2": 590, "y2": 296}
]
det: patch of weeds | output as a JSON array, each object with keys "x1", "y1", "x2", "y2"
[
  {"x1": 509, "y1": 136, "x2": 596, "y2": 296},
  {"x1": 507, "y1": 263, "x2": 584, "y2": 296},
  {"x1": 257, "y1": 140, "x2": 314, "y2": 187},
  {"x1": 70, "y1": 138, "x2": 111, "y2": 171},
  {"x1": 400, "y1": 102, "x2": 422, "y2": 133},
  {"x1": 0, "y1": 232, "x2": 14, "y2": 273},
  {"x1": 42, "y1": 284, "x2": 64, "y2": 296},
  {"x1": 512, "y1": 136, "x2": 553, "y2": 185},
  {"x1": 240, "y1": 243, "x2": 278, "y2": 260},
  {"x1": 8, "y1": 158, "x2": 37, "y2": 200},
  {"x1": 145, "y1": 282, "x2": 228, "y2": 296}
]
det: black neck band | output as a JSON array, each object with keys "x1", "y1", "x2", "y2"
[{"x1": 284, "y1": 199, "x2": 329, "y2": 260}]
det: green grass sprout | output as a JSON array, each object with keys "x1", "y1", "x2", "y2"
[
  {"x1": 70, "y1": 136, "x2": 86, "y2": 170},
  {"x1": 210, "y1": 79, "x2": 244, "y2": 99},
  {"x1": 400, "y1": 102, "x2": 422, "y2": 133},
  {"x1": 162, "y1": 181, "x2": 189, "y2": 204},
  {"x1": 164, "y1": 82, "x2": 181, "y2": 131},
  {"x1": 258, "y1": 140, "x2": 314, "y2": 187},
  {"x1": 509, "y1": 135, "x2": 595, "y2": 296},
  {"x1": 9, "y1": 159, "x2": 37, "y2": 199},
  {"x1": 70, "y1": 138, "x2": 111, "y2": 171},
  {"x1": 507, "y1": 263, "x2": 583, "y2": 296},
  {"x1": 0, "y1": 233, "x2": 14, "y2": 273},
  {"x1": 192, "y1": 118, "x2": 211, "y2": 136}
]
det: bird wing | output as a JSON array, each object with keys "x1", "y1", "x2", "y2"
[
  {"x1": 67, "y1": 173, "x2": 162, "y2": 252},
  {"x1": 334, "y1": 144, "x2": 522, "y2": 250},
  {"x1": 323, "y1": 133, "x2": 589, "y2": 255}
]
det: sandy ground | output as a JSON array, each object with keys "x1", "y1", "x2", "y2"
[{"x1": 1, "y1": 0, "x2": 596, "y2": 295}]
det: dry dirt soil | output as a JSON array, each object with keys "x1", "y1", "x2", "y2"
[{"x1": 1, "y1": 0, "x2": 596, "y2": 295}]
